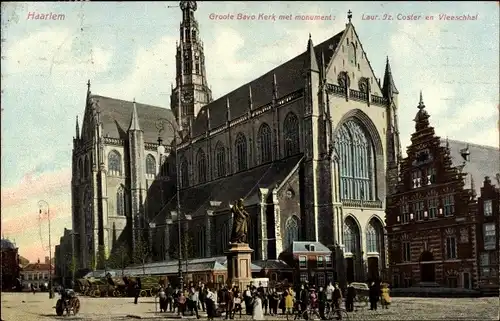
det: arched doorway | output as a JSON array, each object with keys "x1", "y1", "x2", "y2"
[
  {"x1": 366, "y1": 217, "x2": 384, "y2": 281},
  {"x1": 419, "y1": 251, "x2": 435, "y2": 283},
  {"x1": 344, "y1": 216, "x2": 361, "y2": 282}
]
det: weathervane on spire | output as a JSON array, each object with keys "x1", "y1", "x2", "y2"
[
  {"x1": 347, "y1": 10, "x2": 352, "y2": 23},
  {"x1": 418, "y1": 90, "x2": 425, "y2": 109}
]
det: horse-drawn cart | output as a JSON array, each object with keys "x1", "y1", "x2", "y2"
[
  {"x1": 55, "y1": 289, "x2": 80, "y2": 316},
  {"x1": 350, "y1": 282, "x2": 369, "y2": 308}
]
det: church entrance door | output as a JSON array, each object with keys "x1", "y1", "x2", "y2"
[
  {"x1": 419, "y1": 251, "x2": 435, "y2": 282},
  {"x1": 346, "y1": 258, "x2": 354, "y2": 283},
  {"x1": 367, "y1": 257, "x2": 379, "y2": 281}
]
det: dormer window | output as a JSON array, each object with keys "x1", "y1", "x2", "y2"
[{"x1": 309, "y1": 244, "x2": 315, "y2": 252}]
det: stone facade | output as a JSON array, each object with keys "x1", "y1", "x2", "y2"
[{"x1": 72, "y1": 2, "x2": 399, "y2": 281}]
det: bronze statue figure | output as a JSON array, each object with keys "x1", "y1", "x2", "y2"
[{"x1": 230, "y1": 198, "x2": 249, "y2": 243}]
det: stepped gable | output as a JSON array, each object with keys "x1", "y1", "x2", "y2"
[
  {"x1": 191, "y1": 31, "x2": 345, "y2": 137},
  {"x1": 442, "y1": 139, "x2": 500, "y2": 195},
  {"x1": 90, "y1": 95, "x2": 177, "y2": 143},
  {"x1": 154, "y1": 155, "x2": 304, "y2": 223}
]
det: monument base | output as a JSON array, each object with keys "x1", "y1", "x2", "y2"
[{"x1": 225, "y1": 242, "x2": 254, "y2": 289}]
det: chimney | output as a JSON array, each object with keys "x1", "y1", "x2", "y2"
[{"x1": 37, "y1": 258, "x2": 40, "y2": 264}]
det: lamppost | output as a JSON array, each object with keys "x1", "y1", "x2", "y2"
[
  {"x1": 166, "y1": 212, "x2": 192, "y2": 290},
  {"x1": 38, "y1": 200, "x2": 53, "y2": 298},
  {"x1": 156, "y1": 117, "x2": 185, "y2": 290}
]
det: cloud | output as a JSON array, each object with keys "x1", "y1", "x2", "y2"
[
  {"x1": 3, "y1": 28, "x2": 112, "y2": 78},
  {"x1": 1, "y1": 168, "x2": 71, "y2": 207}
]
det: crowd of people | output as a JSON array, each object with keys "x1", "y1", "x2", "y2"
[{"x1": 150, "y1": 279, "x2": 391, "y2": 320}]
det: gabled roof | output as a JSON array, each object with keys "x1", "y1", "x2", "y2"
[
  {"x1": 22, "y1": 263, "x2": 53, "y2": 271},
  {"x1": 154, "y1": 155, "x2": 304, "y2": 223},
  {"x1": 191, "y1": 31, "x2": 344, "y2": 137},
  {"x1": 442, "y1": 139, "x2": 500, "y2": 196},
  {"x1": 252, "y1": 259, "x2": 293, "y2": 270},
  {"x1": 90, "y1": 95, "x2": 177, "y2": 143},
  {"x1": 290, "y1": 241, "x2": 331, "y2": 253}
]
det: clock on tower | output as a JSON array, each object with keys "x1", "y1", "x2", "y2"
[{"x1": 182, "y1": 91, "x2": 194, "y2": 103}]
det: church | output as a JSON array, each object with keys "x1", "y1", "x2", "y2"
[{"x1": 71, "y1": 1, "x2": 401, "y2": 282}]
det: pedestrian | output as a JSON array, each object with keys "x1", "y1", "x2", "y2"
[
  {"x1": 166, "y1": 284, "x2": 174, "y2": 312},
  {"x1": 134, "y1": 277, "x2": 142, "y2": 304},
  {"x1": 206, "y1": 287, "x2": 216, "y2": 321},
  {"x1": 332, "y1": 283, "x2": 343, "y2": 319},
  {"x1": 380, "y1": 283, "x2": 391, "y2": 309},
  {"x1": 268, "y1": 287, "x2": 279, "y2": 316},
  {"x1": 158, "y1": 285, "x2": 167, "y2": 312},
  {"x1": 252, "y1": 293, "x2": 264, "y2": 320},
  {"x1": 369, "y1": 281, "x2": 378, "y2": 311},
  {"x1": 326, "y1": 281, "x2": 334, "y2": 311},
  {"x1": 233, "y1": 287, "x2": 243, "y2": 318},
  {"x1": 318, "y1": 286, "x2": 327, "y2": 319},
  {"x1": 298, "y1": 284, "x2": 308, "y2": 313},
  {"x1": 177, "y1": 290, "x2": 186, "y2": 316},
  {"x1": 244, "y1": 285, "x2": 253, "y2": 315},
  {"x1": 198, "y1": 283, "x2": 206, "y2": 312},
  {"x1": 345, "y1": 283, "x2": 356, "y2": 312},
  {"x1": 284, "y1": 286, "x2": 294, "y2": 315},
  {"x1": 257, "y1": 282, "x2": 268, "y2": 315},
  {"x1": 188, "y1": 286, "x2": 200, "y2": 318}
]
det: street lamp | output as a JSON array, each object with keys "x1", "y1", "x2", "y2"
[
  {"x1": 166, "y1": 211, "x2": 192, "y2": 291},
  {"x1": 38, "y1": 200, "x2": 53, "y2": 298},
  {"x1": 156, "y1": 117, "x2": 185, "y2": 290}
]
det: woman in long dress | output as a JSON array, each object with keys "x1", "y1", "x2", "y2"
[{"x1": 252, "y1": 293, "x2": 265, "y2": 320}]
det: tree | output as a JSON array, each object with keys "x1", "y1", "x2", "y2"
[
  {"x1": 133, "y1": 237, "x2": 150, "y2": 275},
  {"x1": 107, "y1": 245, "x2": 130, "y2": 276}
]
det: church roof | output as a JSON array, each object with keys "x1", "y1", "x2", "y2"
[
  {"x1": 443, "y1": 139, "x2": 500, "y2": 195},
  {"x1": 192, "y1": 31, "x2": 345, "y2": 137},
  {"x1": 154, "y1": 154, "x2": 304, "y2": 224},
  {"x1": 91, "y1": 95, "x2": 177, "y2": 143}
]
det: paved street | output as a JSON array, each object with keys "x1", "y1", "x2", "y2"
[{"x1": 1, "y1": 292, "x2": 498, "y2": 320}]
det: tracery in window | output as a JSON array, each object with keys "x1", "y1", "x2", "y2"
[
  {"x1": 196, "y1": 148, "x2": 207, "y2": 183},
  {"x1": 334, "y1": 119, "x2": 374, "y2": 201},
  {"x1": 146, "y1": 154, "x2": 156, "y2": 178},
  {"x1": 116, "y1": 186, "x2": 125, "y2": 216},
  {"x1": 258, "y1": 123, "x2": 273, "y2": 164},
  {"x1": 284, "y1": 215, "x2": 300, "y2": 250},
  {"x1": 344, "y1": 216, "x2": 360, "y2": 254},
  {"x1": 108, "y1": 150, "x2": 122, "y2": 176},
  {"x1": 215, "y1": 141, "x2": 226, "y2": 178},
  {"x1": 235, "y1": 133, "x2": 248, "y2": 171},
  {"x1": 180, "y1": 157, "x2": 189, "y2": 188},
  {"x1": 283, "y1": 112, "x2": 300, "y2": 157}
]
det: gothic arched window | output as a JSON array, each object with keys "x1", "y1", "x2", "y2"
[
  {"x1": 235, "y1": 133, "x2": 248, "y2": 172},
  {"x1": 334, "y1": 119, "x2": 374, "y2": 201},
  {"x1": 116, "y1": 186, "x2": 125, "y2": 216},
  {"x1": 108, "y1": 150, "x2": 122, "y2": 176},
  {"x1": 366, "y1": 223, "x2": 378, "y2": 253},
  {"x1": 258, "y1": 123, "x2": 273, "y2": 164},
  {"x1": 283, "y1": 112, "x2": 300, "y2": 157},
  {"x1": 146, "y1": 154, "x2": 156, "y2": 177},
  {"x1": 215, "y1": 141, "x2": 226, "y2": 178},
  {"x1": 284, "y1": 215, "x2": 300, "y2": 250},
  {"x1": 78, "y1": 158, "x2": 84, "y2": 179},
  {"x1": 344, "y1": 217, "x2": 360, "y2": 254},
  {"x1": 197, "y1": 226, "x2": 206, "y2": 258},
  {"x1": 196, "y1": 148, "x2": 207, "y2": 183},
  {"x1": 180, "y1": 157, "x2": 189, "y2": 188},
  {"x1": 348, "y1": 43, "x2": 356, "y2": 66},
  {"x1": 84, "y1": 156, "x2": 90, "y2": 179}
]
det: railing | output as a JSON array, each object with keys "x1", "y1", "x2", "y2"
[
  {"x1": 342, "y1": 199, "x2": 383, "y2": 209},
  {"x1": 325, "y1": 83, "x2": 389, "y2": 107}
]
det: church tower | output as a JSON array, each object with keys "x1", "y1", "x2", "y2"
[
  {"x1": 171, "y1": 0, "x2": 212, "y2": 134},
  {"x1": 382, "y1": 57, "x2": 402, "y2": 196}
]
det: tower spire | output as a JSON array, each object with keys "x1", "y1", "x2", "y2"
[
  {"x1": 413, "y1": 91, "x2": 430, "y2": 132},
  {"x1": 305, "y1": 34, "x2": 319, "y2": 72},
  {"x1": 382, "y1": 56, "x2": 399, "y2": 99},
  {"x1": 129, "y1": 98, "x2": 141, "y2": 131},
  {"x1": 75, "y1": 116, "x2": 80, "y2": 139}
]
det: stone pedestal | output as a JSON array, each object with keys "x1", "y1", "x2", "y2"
[{"x1": 225, "y1": 242, "x2": 254, "y2": 289}]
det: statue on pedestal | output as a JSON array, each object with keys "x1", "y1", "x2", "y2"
[{"x1": 230, "y1": 198, "x2": 249, "y2": 244}]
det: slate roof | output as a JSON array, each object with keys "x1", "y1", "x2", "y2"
[
  {"x1": 91, "y1": 95, "x2": 177, "y2": 143},
  {"x1": 252, "y1": 260, "x2": 293, "y2": 270},
  {"x1": 22, "y1": 263, "x2": 54, "y2": 271},
  {"x1": 192, "y1": 31, "x2": 345, "y2": 137},
  {"x1": 443, "y1": 139, "x2": 500, "y2": 195},
  {"x1": 154, "y1": 155, "x2": 304, "y2": 224},
  {"x1": 291, "y1": 241, "x2": 331, "y2": 253}
]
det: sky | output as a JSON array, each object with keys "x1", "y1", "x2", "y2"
[{"x1": 1, "y1": 1, "x2": 498, "y2": 262}]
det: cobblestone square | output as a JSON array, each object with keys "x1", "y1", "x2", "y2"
[{"x1": 1, "y1": 293, "x2": 498, "y2": 321}]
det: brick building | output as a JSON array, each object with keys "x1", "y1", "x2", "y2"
[
  {"x1": 386, "y1": 93, "x2": 480, "y2": 289},
  {"x1": 476, "y1": 176, "x2": 500, "y2": 293}
]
